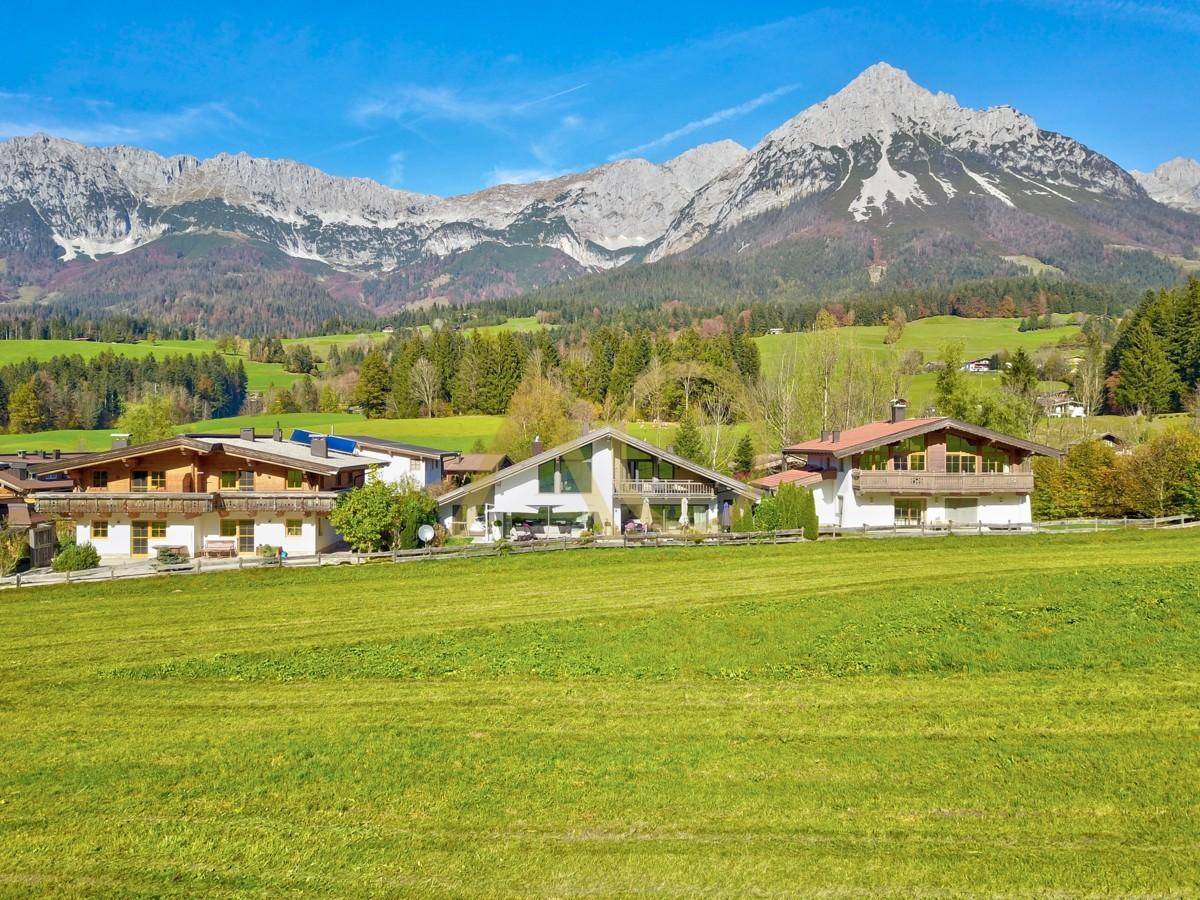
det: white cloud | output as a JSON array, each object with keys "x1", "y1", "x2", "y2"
[
  {"x1": 0, "y1": 100, "x2": 241, "y2": 146},
  {"x1": 351, "y1": 83, "x2": 588, "y2": 126},
  {"x1": 608, "y1": 84, "x2": 799, "y2": 161},
  {"x1": 484, "y1": 166, "x2": 571, "y2": 187},
  {"x1": 386, "y1": 151, "x2": 405, "y2": 186}
]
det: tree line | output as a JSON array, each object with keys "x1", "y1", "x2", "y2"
[{"x1": 0, "y1": 351, "x2": 247, "y2": 433}]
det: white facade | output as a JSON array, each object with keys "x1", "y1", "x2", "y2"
[
  {"x1": 78, "y1": 512, "x2": 338, "y2": 561},
  {"x1": 812, "y1": 466, "x2": 1033, "y2": 530},
  {"x1": 359, "y1": 448, "x2": 443, "y2": 488},
  {"x1": 438, "y1": 429, "x2": 756, "y2": 540}
]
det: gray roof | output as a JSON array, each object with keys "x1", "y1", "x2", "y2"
[{"x1": 342, "y1": 435, "x2": 453, "y2": 460}]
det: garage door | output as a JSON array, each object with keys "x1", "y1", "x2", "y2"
[{"x1": 946, "y1": 498, "x2": 978, "y2": 526}]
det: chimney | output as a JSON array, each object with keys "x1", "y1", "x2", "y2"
[
  {"x1": 890, "y1": 399, "x2": 908, "y2": 424},
  {"x1": 17, "y1": 450, "x2": 25, "y2": 459},
  {"x1": 820, "y1": 430, "x2": 832, "y2": 442},
  {"x1": 239, "y1": 426, "x2": 255, "y2": 442},
  {"x1": 53, "y1": 449, "x2": 60, "y2": 460},
  {"x1": 831, "y1": 429, "x2": 842, "y2": 443},
  {"x1": 311, "y1": 435, "x2": 328, "y2": 458},
  {"x1": 272, "y1": 426, "x2": 283, "y2": 442},
  {"x1": 532, "y1": 435, "x2": 543, "y2": 456},
  {"x1": 111, "y1": 434, "x2": 130, "y2": 450}
]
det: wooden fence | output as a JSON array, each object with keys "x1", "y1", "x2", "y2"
[{"x1": 1, "y1": 515, "x2": 1194, "y2": 590}]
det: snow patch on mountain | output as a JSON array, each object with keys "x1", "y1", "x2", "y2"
[{"x1": 849, "y1": 135, "x2": 929, "y2": 221}]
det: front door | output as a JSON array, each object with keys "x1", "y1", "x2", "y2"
[
  {"x1": 893, "y1": 499, "x2": 926, "y2": 527},
  {"x1": 220, "y1": 518, "x2": 255, "y2": 554},
  {"x1": 131, "y1": 521, "x2": 166, "y2": 557}
]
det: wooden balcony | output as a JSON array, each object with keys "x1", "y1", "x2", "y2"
[
  {"x1": 616, "y1": 479, "x2": 715, "y2": 499},
  {"x1": 853, "y1": 470, "x2": 1035, "y2": 495},
  {"x1": 32, "y1": 492, "x2": 215, "y2": 516},
  {"x1": 32, "y1": 491, "x2": 345, "y2": 516},
  {"x1": 216, "y1": 492, "x2": 342, "y2": 513}
]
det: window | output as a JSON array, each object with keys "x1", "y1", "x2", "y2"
[
  {"x1": 538, "y1": 460, "x2": 556, "y2": 493},
  {"x1": 982, "y1": 448, "x2": 1008, "y2": 473},
  {"x1": 891, "y1": 436, "x2": 926, "y2": 472},
  {"x1": 149, "y1": 471, "x2": 166, "y2": 490},
  {"x1": 894, "y1": 499, "x2": 926, "y2": 526},
  {"x1": 220, "y1": 518, "x2": 255, "y2": 554},
  {"x1": 946, "y1": 435, "x2": 978, "y2": 474},
  {"x1": 286, "y1": 469, "x2": 303, "y2": 489},
  {"x1": 220, "y1": 471, "x2": 238, "y2": 489},
  {"x1": 285, "y1": 519, "x2": 302, "y2": 537},
  {"x1": 561, "y1": 443, "x2": 592, "y2": 493},
  {"x1": 131, "y1": 470, "x2": 148, "y2": 492},
  {"x1": 130, "y1": 521, "x2": 166, "y2": 557},
  {"x1": 91, "y1": 471, "x2": 108, "y2": 489},
  {"x1": 859, "y1": 448, "x2": 888, "y2": 471},
  {"x1": 91, "y1": 520, "x2": 108, "y2": 539},
  {"x1": 238, "y1": 470, "x2": 254, "y2": 492}
]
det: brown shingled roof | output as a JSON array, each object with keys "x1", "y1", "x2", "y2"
[{"x1": 783, "y1": 417, "x2": 1061, "y2": 459}]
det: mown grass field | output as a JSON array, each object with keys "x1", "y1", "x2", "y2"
[
  {"x1": 1, "y1": 529, "x2": 1197, "y2": 895},
  {"x1": 755, "y1": 314, "x2": 1082, "y2": 374}
]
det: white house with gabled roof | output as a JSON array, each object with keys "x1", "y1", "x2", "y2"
[
  {"x1": 437, "y1": 426, "x2": 760, "y2": 541},
  {"x1": 779, "y1": 400, "x2": 1061, "y2": 530}
]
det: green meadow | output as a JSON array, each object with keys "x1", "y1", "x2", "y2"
[
  {"x1": 755, "y1": 314, "x2": 1082, "y2": 373},
  {"x1": 0, "y1": 529, "x2": 1196, "y2": 895},
  {"x1": 0, "y1": 338, "x2": 301, "y2": 393},
  {"x1": 0, "y1": 413, "x2": 702, "y2": 454}
]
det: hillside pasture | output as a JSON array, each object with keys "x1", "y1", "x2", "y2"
[
  {"x1": 755, "y1": 314, "x2": 1083, "y2": 376},
  {"x1": 0, "y1": 529, "x2": 1196, "y2": 894}
]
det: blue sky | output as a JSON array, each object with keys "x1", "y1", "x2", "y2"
[{"x1": 1, "y1": 1, "x2": 1197, "y2": 196}]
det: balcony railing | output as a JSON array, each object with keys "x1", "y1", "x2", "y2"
[
  {"x1": 616, "y1": 479, "x2": 715, "y2": 498},
  {"x1": 853, "y1": 470, "x2": 1034, "y2": 495},
  {"x1": 31, "y1": 491, "x2": 345, "y2": 516}
]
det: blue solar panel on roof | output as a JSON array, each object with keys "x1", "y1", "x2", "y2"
[{"x1": 288, "y1": 429, "x2": 357, "y2": 454}]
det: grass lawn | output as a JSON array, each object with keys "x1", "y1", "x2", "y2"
[
  {"x1": 0, "y1": 529, "x2": 1197, "y2": 894},
  {"x1": 756, "y1": 315, "x2": 1082, "y2": 376}
]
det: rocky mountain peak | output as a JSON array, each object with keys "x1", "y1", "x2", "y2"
[{"x1": 1133, "y1": 157, "x2": 1200, "y2": 213}]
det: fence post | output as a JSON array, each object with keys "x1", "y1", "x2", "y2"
[
  {"x1": 110, "y1": 566, "x2": 116, "y2": 579},
  {"x1": 66, "y1": 569, "x2": 71, "y2": 584},
  {"x1": 238, "y1": 557, "x2": 243, "y2": 570},
  {"x1": 14, "y1": 571, "x2": 20, "y2": 588}
]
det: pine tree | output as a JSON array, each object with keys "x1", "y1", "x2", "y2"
[
  {"x1": 6, "y1": 377, "x2": 43, "y2": 434},
  {"x1": 731, "y1": 433, "x2": 755, "y2": 476},
  {"x1": 934, "y1": 343, "x2": 973, "y2": 419},
  {"x1": 672, "y1": 413, "x2": 703, "y2": 464},
  {"x1": 352, "y1": 349, "x2": 392, "y2": 418},
  {"x1": 1115, "y1": 319, "x2": 1179, "y2": 417}
]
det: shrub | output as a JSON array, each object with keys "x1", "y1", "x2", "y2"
[{"x1": 51, "y1": 542, "x2": 100, "y2": 572}]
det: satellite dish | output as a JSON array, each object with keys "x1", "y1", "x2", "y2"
[{"x1": 417, "y1": 524, "x2": 436, "y2": 544}]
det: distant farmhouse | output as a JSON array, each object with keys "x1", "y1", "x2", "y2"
[{"x1": 960, "y1": 356, "x2": 993, "y2": 373}]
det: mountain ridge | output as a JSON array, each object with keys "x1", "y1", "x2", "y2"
[{"x1": 1, "y1": 62, "x2": 1198, "y2": 332}]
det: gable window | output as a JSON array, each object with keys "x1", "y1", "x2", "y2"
[
  {"x1": 537, "y1": 460, "x2": 556, "y2": 493},
  {"x1": 91, "y1": 520, "x2": 108, "y2": 539},
  {"x1": 149, "y1": 471, "x2": 166, "y2": 490},
  {"x1": 982, "y1": 447, "x2": 1008, "y2": 473},
  {"x1": 891, "y1": 436, "x2": 926, "y2": 472},
  {"x1": 286, "y1": 469, "x2": 303, "y2": 489},
  {"x1": 946, "y1": 435, "x2": 978, "y2": 474},
  {"x1": 131, "y1": 470, "x2": 149, "y2": 492},
  {"x1": 238, "y1": 470, "x2": 255, "y2": 491},
  {"x1": 560, "y1": 443, "x2": 592, "y2": 493},
  {"x1": 220, "y1": 471, "x2": 238, "y2": 490},
  {"x1": 91, "y1": 471, "x2": 108, "y2": 489},
  {"x1": 859, "y1": 448, "x2": 888, "y2": 471}
]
